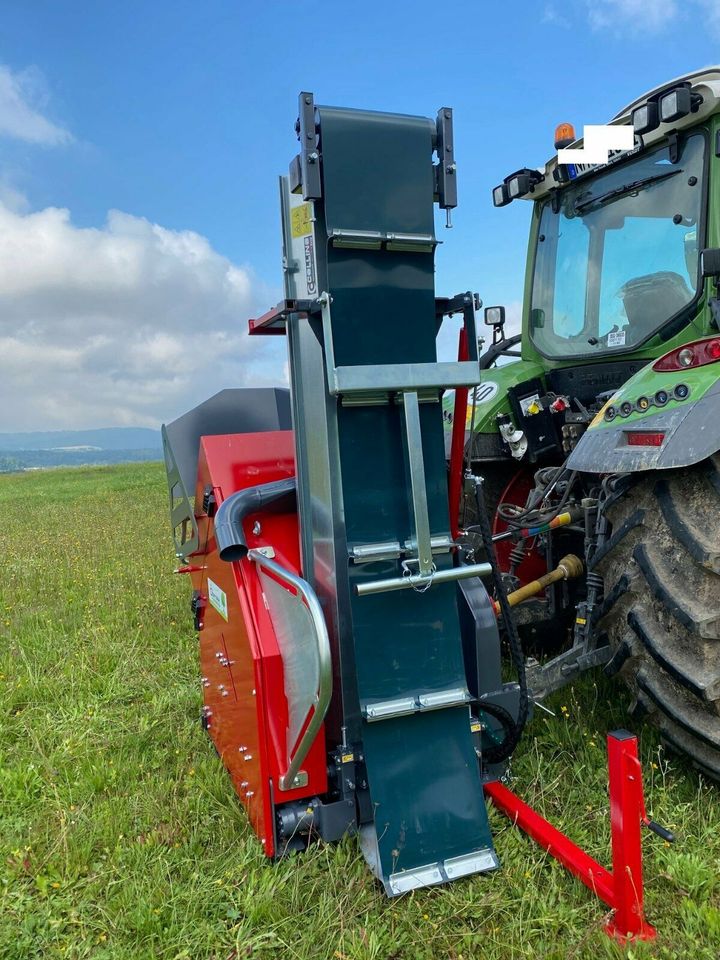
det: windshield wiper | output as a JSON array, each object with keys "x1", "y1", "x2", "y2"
[{"x1": 574, "y1": 168, "x2": 683, "y2": 214}]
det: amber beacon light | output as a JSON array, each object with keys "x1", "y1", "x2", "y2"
[{"x1": 554, "y1": 122, "x2": 576, "y2": 150}]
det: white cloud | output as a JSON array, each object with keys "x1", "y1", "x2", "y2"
[
  {"x1": 0, "y1": 64, "x2": 72, "y2": 145},
  {"x1": 0, "y1": 203, "x2": 286, "y2": 431},
  {"x1": 695, "y1": 0, "x2": 720, "y2": 35},
  {"x1": 542, "y1": 5, "x2": 569, "y2": 26},
  {"x1": 584, "y1": 1, "x2": 720, "y2": 37},
  {"x1": 586, "y1": 0, "x2": 678, "y2": 31},
  {"x1": 503, "y1": 301, "x2": 522, "y2": 339}
]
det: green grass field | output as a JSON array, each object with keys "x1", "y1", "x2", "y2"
[{"x1": 1, "y1": 462, "x2": 719, "y2": 959}]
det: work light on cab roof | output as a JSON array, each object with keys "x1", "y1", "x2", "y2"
[
  {"x1": 491, "y1": 68, "x2": 720, "y2": 205},
  {"x1": 632, "y1": 81, "x2": 704, "y2": 134}
]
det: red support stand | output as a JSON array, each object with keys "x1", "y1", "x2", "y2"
[{"x1": 484, "y1": 730, "x2": 657, "y2": 942}]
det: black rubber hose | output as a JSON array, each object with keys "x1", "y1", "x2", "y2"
[
  {"x1": 476, "y1": 700, "x2": 517, "y2": 763},
  {"x1": 473, "y1": 477, "x2": 530, "y2": 763},
  {"x1": 215, "y1": 477, "x2": 296, "y2": 562}
]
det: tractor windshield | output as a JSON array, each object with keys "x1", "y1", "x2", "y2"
[{"x1": 530, "y1": 132, "x2": 705, "y2": 358}]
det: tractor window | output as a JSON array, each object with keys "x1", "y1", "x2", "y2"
[{"x1": 530, "y1": 132, "x2": 705, "y2": 358}]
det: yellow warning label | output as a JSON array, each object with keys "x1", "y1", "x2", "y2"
[
  {"x1": 576, "y1": 617, "x2": 587, "y2": 625},
  {"x1": 470, "y1": 721, "x2": 482, "y2": 733},
  {"x1": 291, "y1": 202, "x2": 313, "y2": 239},
  {"x1": 341, "y1": 752, "x2": 354, "y2": 764}
]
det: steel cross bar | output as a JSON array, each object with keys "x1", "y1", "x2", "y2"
[
  {"x1": 484, "y1": 730, "x2": 657, "y2": 942},
  {"x1": 483, "y1": 779, "x2": 615, "y2": 906}
]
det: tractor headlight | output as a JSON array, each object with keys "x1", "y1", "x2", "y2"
[
  {"x1": 508, "y1": 175, "x2": 527, "y2": 199},
  {"x1": 484, "y1": 305, "x2": 506, "y2": 327},
  {"x1": 493, "y1": 184, "x2": 510, "y2": 207},
  {"x1": 659, "y1": 86, "x2": 693, "y2": 123},
  {"x1": 510, "y1": 173, "x2": 539, "y2": 199},
  {"x1": 631, "y1": 101, "x2": 658, "y2": 135},
  {"x1": 497, "y1": 168, "x2": 544, "y2": 205}
]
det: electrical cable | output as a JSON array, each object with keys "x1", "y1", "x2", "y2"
[
  {"x1": 496, "y1": 468, "x2": 578, "y2": 530},
  {"x1": 477, "y1": 700, "x2": 516, "y2": 756},
  {"x1": 472, "y1": 477, "x2": 530, "y2": 764}
]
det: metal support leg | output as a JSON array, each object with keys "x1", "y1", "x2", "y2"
[
  {"x1": 485, "y1": 730, "x2": 657, "y2": 942},
  {"x1": 606, "y1": 731, "x2": 657, "y2": 942},
  {"x1": 402, "y1": 390, "x2": 433, "y2": 575}
]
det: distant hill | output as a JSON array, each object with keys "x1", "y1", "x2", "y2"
[
  {"x1": 0, "y1": 427, "x2": 161, "y2": 452},
  {"x1": 0, "y1": 427, "x2": 162, "y2": 473}
]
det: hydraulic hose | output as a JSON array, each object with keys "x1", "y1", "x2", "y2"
[
  {"x1": 215, "y1": 477, "x2": 296, "y2": 562},
  {"x1": 472, "y1": 476, "x2": 530, "y2": 764}
]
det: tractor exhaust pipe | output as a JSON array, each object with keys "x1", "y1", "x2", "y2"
[
  {"x1": 493, "y1": 554, "x2": 583, "y2": 614},
  {"x1": 215, "y1": 477, "x2": 296, "y2": 562}
]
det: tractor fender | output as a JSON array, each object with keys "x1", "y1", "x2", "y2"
[{"x1": 568, "y1": 374, "x2": 720, "y2": 473}]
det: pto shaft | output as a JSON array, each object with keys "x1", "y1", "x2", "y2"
[{"x1": 493, "y1": 554, "x2": 583, "y2": 615}]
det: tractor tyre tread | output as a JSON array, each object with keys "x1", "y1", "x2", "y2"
[{"x1": 594, "y1": 456, "x2": 720, "y2": 780}]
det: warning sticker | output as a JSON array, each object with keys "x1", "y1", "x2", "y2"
[
  {"x1": 207, "y1": 578, "x2": 228, "y2": 621},
  {"x1": 291, "y1": 202, "x2": 313, "y2": 239},
  {"x1": 607, "y1": 329, "x2": 626, "y2": 347}
]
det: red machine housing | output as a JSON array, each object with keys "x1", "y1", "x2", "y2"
[{"x1": 188, "y1": 431, "x2": 327, "y2": 857}]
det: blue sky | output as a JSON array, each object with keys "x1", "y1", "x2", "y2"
[{"x1": 1, "y1": 0, "x2": 719, "y2": 430}]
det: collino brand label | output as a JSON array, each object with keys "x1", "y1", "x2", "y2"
[{"x1": 304, "y1": 235, "x2": 317, "y2": 296}]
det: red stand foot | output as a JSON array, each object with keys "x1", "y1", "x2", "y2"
[
  {"x1": 606, "y1": 916, "x2": 657, "y2": 943},
  {"x1": 485, "y1": 729, "x2": 657, "y2": 942}
]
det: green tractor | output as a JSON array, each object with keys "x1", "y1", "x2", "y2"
[{"x1": 452, "y1": 66, "x2": 720, "y2": 779}]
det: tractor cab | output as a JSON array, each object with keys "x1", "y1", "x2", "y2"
[{"x1": 458, "y1": 67, "x2": 720, "y2": 469}]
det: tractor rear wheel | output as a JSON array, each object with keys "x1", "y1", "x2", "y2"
[{"x1": 593, "y1": 456, "x2": 720, "y2": 780}]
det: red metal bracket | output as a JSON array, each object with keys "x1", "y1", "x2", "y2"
[
  {"x1": 248, "y1": 303, "x2": 291, "y2": 336},
  {"x1": 485, "y1": 730, "x2": 657, "y2": 942},
  {"x1": 248, "y1": 299, "x2": 311, "y2": 336}
]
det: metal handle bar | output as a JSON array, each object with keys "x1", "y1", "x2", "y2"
[
  {"x1": 248, "y1": 549, "x2": 333, "y2": 791},
  {"x1": 355, "y1": 561, "x2": 492, "y2": 597}
]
